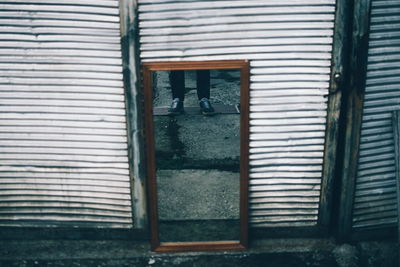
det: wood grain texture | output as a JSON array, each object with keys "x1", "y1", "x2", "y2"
[{"x1": 338, "y1": 0, "x2": 372, "y2": 241}]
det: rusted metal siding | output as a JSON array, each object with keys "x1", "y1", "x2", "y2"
[
  {"x1": 0, "y1": 0, "x2": 133, "y2": 227},
  {"x1": 138, "y1": 0, "x2": 336, "y2": 227},
  {"x1": 353, "y1": 0, "x2": 400, "y2": 229}
]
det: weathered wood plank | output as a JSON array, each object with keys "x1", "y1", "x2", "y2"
[
  {"x1": 337, "y1": 0, "x2": 372, "y2": 241},
  {"x1": 120, "y1": 0, "x2": 146, "y2": 229}
]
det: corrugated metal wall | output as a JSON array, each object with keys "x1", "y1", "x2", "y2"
[
  {"x1": 353, "y1": 0, "x2": 400, "y2": 229},
  {"x1": 138, "y1": 0, "x2": 336, "y2": 227},
  {"x1": 0, "y1": 0, "x2": 133, "y2": 227}
]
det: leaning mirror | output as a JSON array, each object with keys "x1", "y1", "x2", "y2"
[{"x1": 142, "y1": 60, "x2": 249, "y2": 252}]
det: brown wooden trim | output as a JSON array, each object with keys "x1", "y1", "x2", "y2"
[
  {"x1": 142, "y1": 60, "x2": 250, "y2": 252},
  {"x1": 143, "y1": 60, "x2": 249, "y2": 71},
  {"x1": 154, "y1": 241, "x2": 246, "y2": 253},
  {"x1": 142, "y1": 65, "x2": 160, "y2": 250},
  {"x1": 239, "y1": 62, "x2": 250, "y2": 248}
]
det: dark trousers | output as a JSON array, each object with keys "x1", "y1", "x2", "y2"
[{"x1": 169, "y1": 70, "x2": 210, "y2": 101}]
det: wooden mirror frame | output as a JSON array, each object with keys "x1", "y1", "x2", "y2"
[{"x1": 142, "y1": 60, "x2": 250, "y2": 252}]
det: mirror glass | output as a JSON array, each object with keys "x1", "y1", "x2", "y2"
[{"x1": 152, "y1": 69, "x2": 241, "y2": 243}]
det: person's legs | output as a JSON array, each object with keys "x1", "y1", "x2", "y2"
[
  {"x1": 196, "y1": 70, "x2": 210, "y2": 100},
  {"x1": 196, "y1": 70, "x2": 214, "y2": 115},
  {"x1": 168, "y1": 70, "x2": 185, "y2": 115},
  {"x1": 169, "y1": 70, "x2": 185, "y2": 101}
]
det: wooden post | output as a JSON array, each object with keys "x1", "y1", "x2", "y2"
[
  {"x1": 337, "y1": 0, "x2": 372, "y2": 241},
  {"x1": 120, "y1": 0, "x2": 147, "y2": 229},
  {"x1": 318, "y1": 0, "x2": 352, "y2": 230}
]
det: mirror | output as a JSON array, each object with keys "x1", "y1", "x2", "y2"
[{"x1": 143, "y1": 61, "x2": 249, "y2": 252}]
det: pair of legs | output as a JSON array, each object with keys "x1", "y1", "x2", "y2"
[
  {"x1": 169, "y1": 70, "x2": 210, "y2": 101},
  {"x1": 168, "y1": 70, "x2": 214, "y2": 115}
]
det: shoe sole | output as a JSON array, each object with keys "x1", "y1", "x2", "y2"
[
  {"x1": 201, "y1": 111, "x2": 215, "y2": 116},
  {"x1": 168, "y1": 111, "x2": 184, "y2": 116}
]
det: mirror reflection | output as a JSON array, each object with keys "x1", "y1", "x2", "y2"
[{"x1": 152, "y1": 69, "x2": 241, "y2": 242}]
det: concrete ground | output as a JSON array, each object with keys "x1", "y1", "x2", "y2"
[
  {"x1": 157, "y1": 169, "x2": 240, "y2": 221},
  {"x1": 157, "y1": 169, "x2": 240, "y2": 242},
  {"x1": 0, "y1": 238, "x2": 398, "y2": 267},
  {"x1": 154, "y1": 114, "x2": 240, "y2": 170}
]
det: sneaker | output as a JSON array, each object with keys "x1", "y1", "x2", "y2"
[
  {"x1": 199, "y1": 97, "x2": 215, "y2": 116},
  {"x1": 168, "y1": 98, "x2": 184, "y2": 115}
]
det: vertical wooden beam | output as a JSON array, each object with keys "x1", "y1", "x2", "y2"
[
  {"x1": 318, "y1": 0, "x2": 352, "y2": 230},
  {"x1": 337, "y1": 0, "x2": 372, "y2": 241},
  {"x1": 120, "y1": 0, "x2": 147, "y2": 229},
  {"x1": 391, "y1": 111, "x2": 400, "y2": 259},
  {"x1": 239, "y1": 60, "x2": 250, "y2": 248}
]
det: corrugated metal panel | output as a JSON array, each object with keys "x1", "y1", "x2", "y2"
[
  {"x1": 353, "y1": 0, "x2": 400, "y2": 229},
  {"x1": 138, "y1": 0, "x2": 336, "y2": 227},
  {"x1": 0, "y1": 0, "x2": 133, "y2": 228}
]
